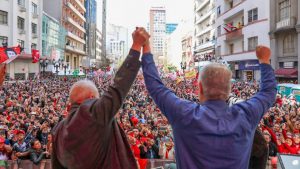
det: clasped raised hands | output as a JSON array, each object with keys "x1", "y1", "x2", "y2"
[{"x1": 131, "y1": 27, "x2": 150, "y2": 53}]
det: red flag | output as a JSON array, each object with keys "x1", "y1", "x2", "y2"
[
  {"x1": 0, "y1": 46, "x2": 22, "y2": 63},
  {"x1": 31, "y1": 49, "x2": 40, "y2": 63},
  {"x1": 106, "y1": 66, "x2": 111, "y2": 72}
]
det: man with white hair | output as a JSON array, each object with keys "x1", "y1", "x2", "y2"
[
  {"x1": 51, "y1": 28, "x2": 150, "y2": 169},
  {"x1": 142, "y1": 40, "x2": 277, "y2": 168}
]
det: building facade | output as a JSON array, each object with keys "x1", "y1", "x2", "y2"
[
  {"x1": 182, "y1": 34, "x2": 193, "y2": 70},
  {"x1": 94, "y1": 28, "x2": 102, "y2": 67},
  {"x1": 0, "y1": 0, "x2": 43, "y2": 80},
  {"x1": 270, "y1": 0, "x2": 300, "y2": 83},
  {"x1": 106, "y1": 24, "x2": 128, "y2": 68},
  {"x1": 44, "y1": 0, "x2": 87, "y2": 70},
  {"x1": 42, "y1": 12, "x2": 66, "y2": 63},
  {"x1": 194, "y1": 0, "x2": 216, "y2": 62},
  {"x1": 101, "y1": 0, "x2": 107, "y2": 58},
  {"x1": 85, "y1": 0, "x2": 97, "y2": 68},
  {"x1": 149, "y1": 7, "x2": 166, "y2": 64},
  {"x1": 215, "y1": 0, "x2": 270, "y2": 81}
]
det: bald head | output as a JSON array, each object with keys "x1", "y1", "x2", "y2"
[
  {"x1": 69, "y1": 80, "x2": 99, "y2": 104},
  {"x1": 199, "y1": 63, "x2": 232, "y2": 101}
]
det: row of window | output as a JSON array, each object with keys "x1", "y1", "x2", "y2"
[
  {"x1": 216, "y1": 34, "x2": 295, "y2": 56},
  {"x1": 1, "y1": 36, "x2": 36, "y2": 49},
  {"x1": 0, "y1": 12, "x2": 38, "y2": 34},
  {"x1": 216, "y1": 0, "x2": 290, "y2": 21}
]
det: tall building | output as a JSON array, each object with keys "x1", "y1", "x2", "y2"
[
  {"x1": 106, "y1": 24, "x2": 128, "y2": 67},
  {"x1": 270, "y1": 0, "x2": 300, "y2": 83},
  {"x1": 166, "y1": 23, "x2": 178, "y2": 34},
  {"x1": 0, "y1": 0, "x2": 43, "y2": 80},
  {"x1": 44, "y1": 0, "x2": 87, "y2": 70},
  {"x1": 102, "y1": 0, "x2": 107, "y2": 58},
  {"x1": 95, "y1": 28, "x2": 102, "y2": 67},
  {"x1": 215, "y1": 0, "x2": 270, "y2": 81},
  {"x1": 182, "y1": 33, "x2": 193, "y2": 70},
  {"x1": 85, "y1": 0, "x2": 97, "y2": 68},
  {"x1": 42, "y1": 12, "x2": 66, "y2": 63},
  {"x1": 149, "y1": 7, "x2": 166, "y2": 64},
  {"x1": 194, "y1": 0, "x2": 216, "y2": 62}
]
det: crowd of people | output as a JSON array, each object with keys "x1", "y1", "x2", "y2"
[{"x1": 0, "y1": 67, "x2": 298, "y2": 167}]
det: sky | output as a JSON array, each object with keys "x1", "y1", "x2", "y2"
[{"x1": 106, "y1": 0, "x2": 194, "y2": 31}]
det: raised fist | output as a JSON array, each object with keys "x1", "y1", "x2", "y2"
[{"x1": 256, "y1": 46, "x2": 271, "y2": 64}]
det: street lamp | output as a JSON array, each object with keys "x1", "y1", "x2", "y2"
[
  {"x1": 61, "y1": 62, "x2": 69, "y2": 75},
  {"x1": 39, "y1": 58, "x2": 49, "y2": 76},
  {"x1": 180, "y1": 61, "x2": 187, "y2": 73},
  {"x1": 52, "y1": 59, "x2": 63, "y2": 74}
]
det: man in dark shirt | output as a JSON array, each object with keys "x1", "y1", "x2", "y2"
[{"x1": 52, "y1": 28, "x2": 150, "y2": 169}]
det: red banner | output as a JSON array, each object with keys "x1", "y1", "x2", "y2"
[
  {"x1": 32, "y1": 49, "x2": 40, "y2": 63},
  {"x1": 0, "y1": 45, "x2": 23, "y2": 63}
]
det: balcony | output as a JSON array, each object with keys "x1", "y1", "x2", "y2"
[
  {"x1": 219, "y1": 0, "x2": 245, "y2": 19},
  {"x1": 67, "y1": 31, "x2": 86, "y2": 44},
  {"x1": 196, "y1": 0, "x2": 210, "y2": 12},
  {"x1": 32, "y1": 34, "x2": 38, "y2": 38},
  {"x1": 19, "y1": 6, "x2": 26, "y2": 12},
  {"x1": 196, "y1": 8, "x2": 214, "y2": 24},
  {"x1": 194, "y1": 40, "x2": 216, "y2": 52},
  {"x1": 196, "y1": 25, "x2": 213, "y2": 37},
  {"x1": 226, "y1": 28, "x2": 243, "y2": 41},
  {"x1": 32, "y1": 13, "x2": 38, "y2": 18},
  {"x1": 67, "y1": 2, "x2": 86, "y2": 22},
  {"x1": 19, "y1": 29, "x2": 26, "y2": 34},
  {"x1": 66, "y1": 16, "x2": 86, "y2": 33},
  {"x1": 276, "y1": 17, "x2": 297, "y2": 31},
  {"x1": 66, "y1": 45, "x2": 86, "y2": 55},
  {"x1": 74, "y1": 0, "x2": 86, "y2": 12}
]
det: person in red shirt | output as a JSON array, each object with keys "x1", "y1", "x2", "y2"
[{"x1": 293, "y1": 134, "x2": 300, "y2": 154}]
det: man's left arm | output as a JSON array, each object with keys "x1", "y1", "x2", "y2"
[{"x1": 91, "y1": 50, "x2": 141, "y2": 125}]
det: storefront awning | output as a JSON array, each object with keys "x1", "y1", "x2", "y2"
[{"x1": 275, "y1": 68, "x2": 298, "y2": 78}]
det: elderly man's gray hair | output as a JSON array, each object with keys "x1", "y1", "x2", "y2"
[
  {"x1": 69, "y1": 80, "x2": 99, "y2": 104},
  {"x1": 199, "y1": 63, "x2": 232, "y2": 100}
]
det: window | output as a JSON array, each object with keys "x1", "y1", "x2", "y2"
[
  {"x1": 18, "y1": 0, "x2": 25, "y2": 6},
  {"x1": 248, "y1": 36, "x2": 258, "y2": 51},
  {"x1": 0, "y1": 10, "x2": 8, "y2": 25},
  {"x1": 279, "y1": 0, "x2": 290, "y2": 20},
  {"x1": 17, "y1": 17, "x2": 25, "y2": 30},
  {"x1": 17, "y1": 39, "x2": 24, "y2": 48},
  {"x1": 32, "y1": 23, "x2": 37, "y2": 34},
  {"x1": 248, "y1": 8, "x2": 258, "y2": 23},
  {"x1": 283, "y1": 34, "x2": 294, "y2": 53},
  {"x1": 216, "y1": 46, "x2": 221, "y2": 57},
  {"x1": 217, "y1": 6, "x2": 221, "y2": 16},
  {"x1": 0, "y1": 36, "x2": 8, "y2": 46},
  {"x1": 31, "y1": 43, "x2": 37, "y2": 49},
  {"x1": 229, "y1": 44, "x2": 234, "y2": 54},
  {"x1": 217, "y1": 26, "x2": 221, "y2": 36},
  {"x1": 32, "y1": 3, "x2": 37, "y2": 14},
  {"x1": 279, "y1": 62, "x2": 284, "y2": 68}
]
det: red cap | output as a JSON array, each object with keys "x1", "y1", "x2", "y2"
[
  {"x1": 17, "y1": 130, "x2": 25, "y2": 135},
  {"x1": 0, "y1": 137, "x2": 5, "y2": 143}
]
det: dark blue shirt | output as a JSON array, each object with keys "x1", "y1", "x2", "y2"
[{"x1": 142, "y1": 53, "x2": 277, "y2": 169}]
